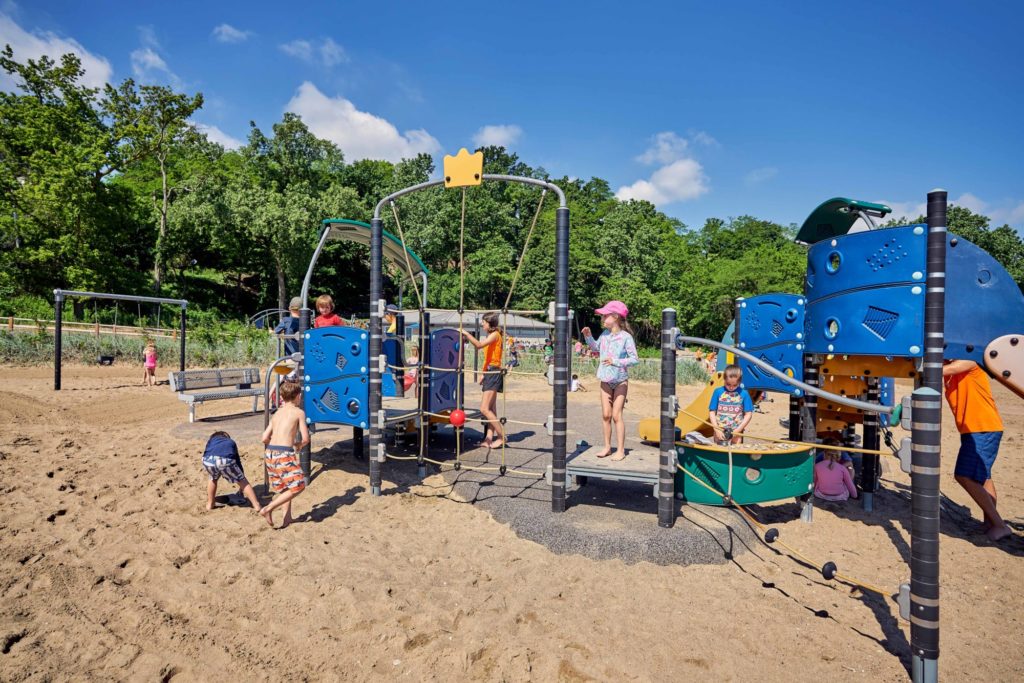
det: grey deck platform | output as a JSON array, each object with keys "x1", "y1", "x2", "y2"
[{"x1": 565, "y1": 439, "x2": 663, "y2": 494}]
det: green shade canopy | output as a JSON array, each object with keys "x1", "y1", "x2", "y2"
[
  {"x1": 321, "y1": 218, "x2": 428, "y2": 281},
  {"x1": 795, "y1": 198, "x2": 892, "y2": 245}
]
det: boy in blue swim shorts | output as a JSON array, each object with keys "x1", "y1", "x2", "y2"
[
  {"x1": 203, "y1": 431, "x2": 261, "y2": 512},
  {"x1": 943, "y1": 360, "x2": 1011, "y2": 541}
]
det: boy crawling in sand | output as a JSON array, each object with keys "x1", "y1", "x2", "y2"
[{"x1": 259, "y1": 381, "x2": 309, "y2": 528}]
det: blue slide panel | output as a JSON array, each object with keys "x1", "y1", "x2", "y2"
[
  {"x1": 303, "y1": 326, "x2": 370, "y2": 428},
  {"x1": 735, "y1": 293, "x2": 805, "y2": 396},
  {"x1": 427, "y1": 329, "x2": 463, "y2": 414}
]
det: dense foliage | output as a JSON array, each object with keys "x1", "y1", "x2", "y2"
[{"x1": 2, "y1": 49, "x2": 1022, "y2": 345}]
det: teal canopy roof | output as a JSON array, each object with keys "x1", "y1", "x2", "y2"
[
  {"x1": 321, "y1": 218, "x2": 428, "y2": 280},
  {"x1": 795, "y1": 198, "x2": 892, "y2": 245}
]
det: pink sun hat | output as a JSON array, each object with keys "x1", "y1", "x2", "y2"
[{"x1": 595, "y1": 300, "x2": 629, "y2": 319}]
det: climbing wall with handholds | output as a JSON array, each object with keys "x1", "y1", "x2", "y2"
[
  {"x1": 302, "y1": 326, "x2": 370, "y2": 428},
  {"x1": 805, "y1": 225, "x2": 928, "y2": 357},
  {"x1": 735, "y1": 294, "x2": 805, "y2": 396},
  {"x1": 944, "y1": 235, "x2": 1024, "y2": 364},
  {"x1": 427, "y1": 328, "x2": 463, "y2": 414}
]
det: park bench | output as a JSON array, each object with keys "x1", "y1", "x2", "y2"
[{"x1": 168, "y1": 367, "x2": 263, "y2": 423}]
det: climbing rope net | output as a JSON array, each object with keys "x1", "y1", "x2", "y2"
[{"x1": 381, "y1": 184, "x2": 553, "y2": 479}]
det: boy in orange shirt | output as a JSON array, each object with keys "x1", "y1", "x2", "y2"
[{"x1": 943, "y1": 360, "x2": 1011, "y2": 541}]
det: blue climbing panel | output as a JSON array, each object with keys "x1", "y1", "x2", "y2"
[
  {"x1": 805, "y1": 225, "x2": 928, "y2": 357},
  {"x1": 427, "y1": 329, "x2": 463, "y2": 414},
  {"x1": 302, "y1": 327, "x2": 370, "y2": 428},
  {"x1": 382, "y1": 338, "x2": 402, "y2": 398},
  {"x1": 944, "y1": 234, "x2": 1024, "y2": 363},
  {"x1": 734, "y1": 294, "x2": 805, "y2": 396}
]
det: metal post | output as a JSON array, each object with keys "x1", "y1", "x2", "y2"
[
  {"x1": 179, "y1": 305, "x2": 187, "y2": 372},
  {"x1": 297, "y1": 302, "x2": 311, "y2": 479},
  {"x1": 659, "y1": 308, "x2": 677, "y2": 528},
  {"x1": 909, "y1": 190, "x2": 946, "y2": 682},
  {"x1": 395, "y1": 312, "x2": 405, "y2": 396},
  {"x1": 861, "y1": 378, "x2": 881, "y2": 511},
  {"x1": 54, "y1": 291, "x2": 64, "y2": 390},
  {"x1": 473, "y1": 315, "x2": 480, "y2": 383},
  {"x1": 788, "y1": 396, "x2": 801, "y2": 441},
  {"x1": 369, "y1": 218, "x2": 384, "y2": 496},
  {"x1": 799, "y1": 354, "x2": 819, "y2": 523},
  {"x1": 417, "y1": 311, "x2": 431, "y2": 479},
  {"x1": 551, "y1": 206, "x2": 570, "y2": 512}
]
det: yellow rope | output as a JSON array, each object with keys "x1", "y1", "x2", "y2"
[
  {"x1": 388, "y1": 200, "x2": 424, "y2": 311},
  {"x1": 675, "y1": 463, "x2": 890, "y2": 596}
]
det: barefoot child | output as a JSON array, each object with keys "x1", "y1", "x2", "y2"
[
  {"x1": 259, "y1": 381, "x2": 309, "y2": 528},
  {"x1": 709, "y1": 364, "x2": 754, "y2": 445},
  {"x1": 141, "y1": 341, "x2": 157, "y2": 386},
  {"x1": 460, "y1": 312, "x2": 506, "y2": 449},
  {"x1": 813, "y1": 447, "x2": 858, "y2": 502},
  {"x1": 943, "y1": 359, "x2": 1012, "y2": 541},
  {"x1": 582, "y1": 300, "x2": 639, "y2": 461},
  {"x1": 203, "y1": 431, "x2": 261, "y2": 511}
]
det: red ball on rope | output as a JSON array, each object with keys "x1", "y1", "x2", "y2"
[{"x1": 449, "y1": 409, "x2": 466, "y2": 427}]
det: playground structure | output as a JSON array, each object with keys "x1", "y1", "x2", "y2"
[
  {"x1": 282, "y1": 158, "x2": 1024, "y2": 682},
  {"x1": 52, "y1": 289, "x2": 188, "y2": 390}
]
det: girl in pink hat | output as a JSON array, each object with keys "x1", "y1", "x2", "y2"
[{"x1": 582, "y1": 300, "x2": 639, "y2": 461}]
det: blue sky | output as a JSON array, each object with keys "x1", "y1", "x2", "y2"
[{"x1": 3, "y1": 0, "x2": 1023, "y2": 230}]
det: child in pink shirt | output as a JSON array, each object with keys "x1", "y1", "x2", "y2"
[{"x1": 813, "y1": 449, "x2": 858, "y2": 502}]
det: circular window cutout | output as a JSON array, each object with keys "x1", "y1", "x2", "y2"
[
  {"x1": 744, "y1": 467, "x2": 762, "y2": 483},
  {"x1": 826, "y1": 251, "x2": 842, "y2": 274},
  {"x1": 824, "y1": 318, "x2": 841, "y2": 340}
]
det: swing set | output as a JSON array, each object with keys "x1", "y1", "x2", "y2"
[{"x1": 52, "y1": 289, "x2": 188, "y2": 390}]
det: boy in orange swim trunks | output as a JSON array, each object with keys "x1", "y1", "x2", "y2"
[
  {"x1": 259, "y1": 381, "x2": 310, "y2": 528},
  {"x1": 943, "y1": 360, "x2": 1012, "y2": 541}
]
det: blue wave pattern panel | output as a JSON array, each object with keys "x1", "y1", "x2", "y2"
[
  {"x1": 735, "y1": 294, "x2": 806, "y2": 396},
  {"x1": 302, "y1": 327, "x2": 370, "y2": 428},
  {"x1": 805, "y1": 225, "x2": 927, "y2": 357},
  {"x1": 944, "y1": 234, "x2": 1024, "y2": 363},
  {"x1": 428, "y1": 329, "x2": 464, "y2": 414}
]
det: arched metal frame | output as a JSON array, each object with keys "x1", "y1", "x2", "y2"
[{"x1": 363, "y1": 175, "x2": 570, "y2": 509}]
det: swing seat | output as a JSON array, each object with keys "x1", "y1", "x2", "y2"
[{"x1": 97, "y1": 355, "x2": 115, "y2": 366}]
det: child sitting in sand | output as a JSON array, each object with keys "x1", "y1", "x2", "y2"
[
  {"x1": 813, "y1": 446, "x2": 859, "y2": 502},
  {"x1": 203, "y1": 431, "x2": 261, "y2": 511},
  {"x1": 259, "y1": 381, "x2": 310, "y2": 528},
  {"x1": 708, "y1": 364, "x2": 753, "y2": 445}
]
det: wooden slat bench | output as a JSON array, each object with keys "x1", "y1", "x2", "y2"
[{"x1": 168, "y1": 368, "x2": 263, "y2": 423}]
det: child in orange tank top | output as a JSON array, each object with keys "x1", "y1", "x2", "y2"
[{"x1": 459, "y1": 312, "x2": 505, "y2": 449}]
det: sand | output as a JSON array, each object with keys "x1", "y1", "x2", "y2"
[{"x1": 1, "y1": 365, "x2": 1022, "y2": 681}]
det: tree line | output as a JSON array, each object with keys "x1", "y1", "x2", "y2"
[{"x1": 2, "y1": 48, "x2": 1022, "y2": 345}]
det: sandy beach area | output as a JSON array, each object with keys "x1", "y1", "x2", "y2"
[{"x1": 1, "y1": 365, "x2": 1022, "y2": 681}]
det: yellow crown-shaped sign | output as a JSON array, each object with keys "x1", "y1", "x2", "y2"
[{"x1": 443, "y1": 148, "x2": 484, "y2": 188}]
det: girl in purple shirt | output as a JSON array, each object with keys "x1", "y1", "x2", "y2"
[{"x1": 582, "y1": 300, "x2": 639, "y2": 461}]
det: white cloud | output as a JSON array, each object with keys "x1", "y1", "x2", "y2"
[
  {"x1": 285, "y1": 81, "x2": 441, "y2": 162},
  {"x1": 130, "y1": 27, "x2": 181, "y2": 87},
  {"x1": 472, "y1": 124, "x2": 522, "y2": 148},
  {"x1": 745, "y1": 166, "x2": 778, "y2": 185},
  {"x1": 689, "y1": 130, "x2": 719, "y2": 147},
  {"x1": 635, "y1": 131, "x2": 690, "y2": 165},
  {"x1": 193, "y1": 122, "x2": 243, "y2": 150},
  {"x1": 0, "y1": 12, "x2": 112, "y2": 89},
  {"x1": 615, "y1": 158, "x2": 709, "y2": 205},
  {"x1": 212, "y1": 24, "x2": 252, "y2": 44},
  {"x1": 280, "y1": 37, "x2": 348, "y2": 67}
]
